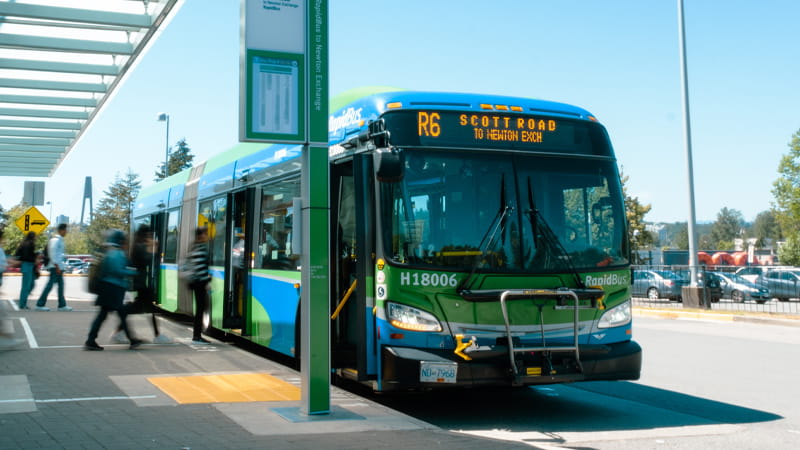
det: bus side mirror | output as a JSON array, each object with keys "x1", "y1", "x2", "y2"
[{"x1": 374, "y1": 147, "x2": 404, "y2": 182}]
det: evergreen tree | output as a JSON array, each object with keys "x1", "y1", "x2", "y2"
[
  {"x1": 86, "y1": 170, "x2": 141, "y2": 251},
  {"x1": 675, "y1": 224, "x2": 689, "y2": 250},
  {"x1": 710, "y1": 207, "x2": 744, "y2": 248},
  {"x1": 155, "y1": 138, "x2": 194, "y2": 180},
  {"x1": 752, "y1": 210, "x2": 782, "y2": 248}
]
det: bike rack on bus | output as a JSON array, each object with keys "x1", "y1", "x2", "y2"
[{"x1": 497, "y1": 288, "x2": 600, "y2": 384}]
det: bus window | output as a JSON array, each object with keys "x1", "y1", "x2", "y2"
[
  {"x1": 163, "y1": 210, "x2": 180, "y2": 263},
  {"x1": 258, "y1": 178, "x2": 300, "y2": 270},
  {"x1": 210, "y1": 197, "x2": 227, "y2": 267}
]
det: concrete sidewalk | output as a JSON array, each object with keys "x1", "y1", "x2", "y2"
[{"x1": 0, "y1": 285, "x2": 528, "y2": 449}]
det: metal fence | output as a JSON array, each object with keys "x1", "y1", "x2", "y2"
[{"x1": 631, "y1": 265, "x2": 800, "y2": 316}]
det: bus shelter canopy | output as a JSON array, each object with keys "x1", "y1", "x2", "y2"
[{"x1": 0, "y1": 0, "x2": 180, "y2": 177}]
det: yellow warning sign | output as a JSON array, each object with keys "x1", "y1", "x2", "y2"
[{"x1": 14, "y1": 206, "x2": 50, "y2": 234}]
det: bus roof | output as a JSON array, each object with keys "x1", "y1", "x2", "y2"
[{"x1": 328, "y1": 88, "x2": 597, "y2": 146}]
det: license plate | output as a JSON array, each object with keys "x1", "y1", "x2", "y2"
[{"x1": 420, "y1": 361, "x2": 458, "y2": 384}]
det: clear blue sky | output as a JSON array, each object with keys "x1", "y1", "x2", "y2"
[{"x1": 2, "y1": 0, "x2": 799, "y2": 225}]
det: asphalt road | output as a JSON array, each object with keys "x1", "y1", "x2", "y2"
[{"x1": 367, "y1": 316, "x2": 800, "y2": 449}]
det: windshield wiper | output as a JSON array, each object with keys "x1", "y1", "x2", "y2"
[
  {"x1": 457, "y1": 175, "x2": 510, "y2": 294},
  {"x1": 526, "y1": 176, "x2": 586, "y2": 289}
]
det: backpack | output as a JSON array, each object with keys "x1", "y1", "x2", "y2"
[
  {"x1": 87, "y1": 250, "x2": 106, "y2": 294},
  {"x1": 178, "y1": 256, "x2": 195, "y2": 283},
  {"x1": 42, "y1": 238, "x2": 51, "y2": 266}
]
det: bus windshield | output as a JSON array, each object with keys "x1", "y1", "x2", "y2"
[{"x1": 381, "y1": 149, "x2": 628, "y2": 272}]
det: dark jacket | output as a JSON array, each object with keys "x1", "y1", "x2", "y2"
[
  {"x1": 187, "y1": 241, "x2": 211, "y2": 285},
  {"x1": 131, "y1": 241, "x2": 153, "y2": 291},
  {"x1": 15, "y1": 239, "x2": 37, "y2": 263}
]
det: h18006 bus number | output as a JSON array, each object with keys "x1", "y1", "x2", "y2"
[{"x1": 400, "y1": 272, "x2": 459, "y2": 287}]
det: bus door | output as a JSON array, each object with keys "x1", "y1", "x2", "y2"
[
  {"x1": 223, "y1": 188, "x2": 254, "y2": 332},
  {"x1": 331, "y1": 155, "x2": 373, "y2": 380},
  {"x1": 132, "y1": 213, "x2": 164, "y2": 304},
  {"x1": 150, "y1": 212, "x2": 165, "y2": 304}
]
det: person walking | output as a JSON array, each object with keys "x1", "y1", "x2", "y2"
[
  {"x1": 187, "y1": 227, "x2": 212, "y2": 344},
  {"x1": 85, "y1": 230, "x2": 142, "y2": 351},
  {"x1": 1, "y1": 228, "x2": 23, "y2": 349},
  {"x1": 14, "y1": 231, "x2": 38, "y2": 310},
  {"x1": 110, "y1": 224, "x2": 171, "y2": 344},
  {"x1": 35, "y1": 223, "x2": 72, "y2": 311}
]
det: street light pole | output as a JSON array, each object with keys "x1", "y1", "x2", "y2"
[
  {"x1": 677, "y1": 0, "x2": 699, "y2": 286},
  {"x1": 157, "y1": 112, "x2": 170, "y2": 178}
]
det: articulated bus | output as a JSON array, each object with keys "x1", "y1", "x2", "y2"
[{"x1": 132, "y1": 88, "x2": 641, "y2": 391}]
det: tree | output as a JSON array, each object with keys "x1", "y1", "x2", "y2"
[
  {"x1": 619, "y1": 166, "x2": 654, "y2": 261},
  {"x1": 674, "y1": 224, "x2": 689, "y2": 250},
  {"x1": 86, "y1": 170, "x2": 141, "y2": 251},
  {"x1": 778, "y1": 234, "x2": 800, "y2": 266},
  {"x1": 63, "y1": 225, "x2": 91, "y2": 255},
  {"x1": 155, "y1": 137, "x2": 194, "y2": 180},
  {"x1": 752, "y1": 210, "x2": 782, "y2": 248},
  {"x1": 772, "y1": 128, "x2": 800, "y2": 235},
  {"x1": 710, "y1": 207, "x2": 744, "y2": 248}
]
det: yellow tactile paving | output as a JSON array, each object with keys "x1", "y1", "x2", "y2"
[{"x1": 147, "y1": 373, "x2": 301, "y2": 404}]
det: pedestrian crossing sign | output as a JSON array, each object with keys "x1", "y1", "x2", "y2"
[{"x1": 15, "y1": 206, "x2": 50, "y2": 234}]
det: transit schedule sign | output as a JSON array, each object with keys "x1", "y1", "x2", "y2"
[
  {"x1": 240, "y1": 0, "x2": 305, "y2": 143},
  {"x1": 15, "y1": 206, "x2": 49, "y2": 234}
]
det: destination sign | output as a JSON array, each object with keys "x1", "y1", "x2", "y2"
[
  {"x1": 418, "y1": 111, "x2": 557, "y2": 145},
  {"x1": 383, "y1": 110, "x2": 609, "y2": 156}
]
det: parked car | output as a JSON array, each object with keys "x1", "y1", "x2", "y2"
[
  {"x1": 756, "y1": 269, "x2": 800, "y2": 302},
  {"x1": 734, "y1": 266, "x2": 794, "y2": 284},
  {"x1": 709, "y1": 271, "x2": 770, "y2": 304},
  {"x1": 64, "y1": 258, "x2": 85, "y2": 274},
  {"x1": 632, "y1": 269, "x2": 688, "y2": 301}
]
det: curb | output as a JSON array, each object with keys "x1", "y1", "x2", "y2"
[{"x1": 634, "y1": 307, "x2": 800, "y2": 327}]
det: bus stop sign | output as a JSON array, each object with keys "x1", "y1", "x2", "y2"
[{"x1": 15, "y1": 206, "x2": 50, "y2": 234}]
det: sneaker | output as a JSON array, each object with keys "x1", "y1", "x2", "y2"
[
  {"x1": 191, "y1": 337, "x2": 211, "y2": 345},
  {"x1": 110, "y1": 331, "x2": 129, "y2": 344},
  {"x1": 19, "y1": 306, "x2": 30, "y2": 310},
  {"x1": 57, "y1": 306, "x2": 73, "y2": 312},
  {"x1": 129, "y1": 338, "x2": 143, "y2": 350},
  {"x1": 35, "y1": 306, "x2": 50, "y2": 311},
  {"x1": 84, "y1": 341, "x2": 104, "y2": 351},
  {"x1": 153, "y1": 334, "x2": 172, "y2": 344}
]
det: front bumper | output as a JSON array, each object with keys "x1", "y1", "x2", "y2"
[{"x1": 381, "y1": 340, "x2": 642, "y2": 391}]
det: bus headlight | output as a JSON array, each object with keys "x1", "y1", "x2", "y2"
[
  {"x1": 386, "y1": 302, "x2": 442, "y2": 332},
  {"x1": 598, "y1": 300, "x2": 631, "y2": 329}
]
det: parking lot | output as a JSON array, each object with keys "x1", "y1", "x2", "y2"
[{"x1": 633, "y1": 265, "x2": 800, "y2": 316}]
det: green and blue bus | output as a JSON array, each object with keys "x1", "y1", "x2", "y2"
[{"x1": 132, "y1": 88, "x2": 641, "y2": 391}]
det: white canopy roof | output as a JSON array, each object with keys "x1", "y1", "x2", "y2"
[{"x1": 0, "y1": 0, "x2": 180, "y2": 176}]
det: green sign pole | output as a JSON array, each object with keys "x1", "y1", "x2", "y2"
[{"x1": 300, "y1": 0, "x2": 329, "y2": 415}]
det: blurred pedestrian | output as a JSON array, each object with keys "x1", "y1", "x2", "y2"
[
  {"x1": 14, "y1": 231, "x2": 37, "y2": 310},
  {"x1": 187, "y1": 227, "x2": 211, "y2": 344},
  {"x1": 111, "y1": 224, "x2": 171, "y2": 344},
  {"x1": 84, "y1": 230, "x2": 142, "y2": 351},
  {"x1": 1, "y1": 228, "x2": 24, "y2": 349},
  {"x1": 35, "y1": 223, "x2": 72, "y2": 311}
]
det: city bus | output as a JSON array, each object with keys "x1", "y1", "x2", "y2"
[{"x1": 132, "y1": 87, "x2": 641, "y2": 391}]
